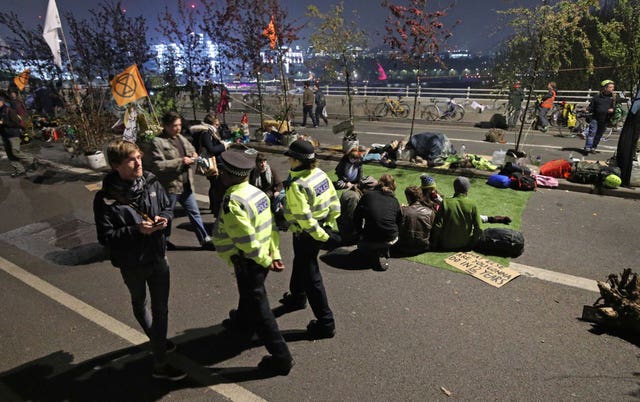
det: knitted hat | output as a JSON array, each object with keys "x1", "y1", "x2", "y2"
[
  {"x1": 453, "y1": 176, "x2": 471, "y2": 195},
  {"x1": 420, "y1": 174, "x2": 436, "y2": 189},
  {"x1": 220, "y1": 150, "x2": 254, "y2": 177},
  {"x1": 284, "y1": 139, "x2": 316, "y2": 161}
]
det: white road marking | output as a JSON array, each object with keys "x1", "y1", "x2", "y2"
[
  {"x1": 510, "y1": 262, "x2": 599, "y2": 292},
  {"x1": 0, "y1": 256, "x2": 266, "y2": 402}
]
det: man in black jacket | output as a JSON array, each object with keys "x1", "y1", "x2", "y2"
[
  {"x1": 353, "y1": 173, "x2": 402, "y2": 271},
  {"x1": 584, "y1": 79, "x2": 616, "y2": 153},
  {"x1": 0, "y1": 96, "x2": 36, "y2": 177},
  {"x1": 93, "y1": 140, "x2": 186, "y2": 381}
]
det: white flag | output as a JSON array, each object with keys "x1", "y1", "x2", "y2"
[{"x1": 42, "y1": 0, "x2": 62, "y2": 68}]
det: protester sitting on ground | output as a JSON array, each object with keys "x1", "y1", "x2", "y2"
[
  {"x1": 337, "y1": 176, "x2": 378, "y2": 246},
  {"x1": 362, "y1": 140, "x2": 404, "y2": 167},
  {"x1": 334, "y1": 146, "x2": 364, "y2": 190},
  {"x1": 419, "y1": 174, "x2": 511, "y2": 225},
  {"x1": 430, "y1": 176, "x2": 483, "y2": 251},
  {"x1": 391, "y1": 186, "x2": 435, "y2": 256},
  {"x1": 353, "y1": 173, "x2": 402, "y2": 271},
  {"x1": 419, "y1": 174, "x2": 444, "y2": 212}
]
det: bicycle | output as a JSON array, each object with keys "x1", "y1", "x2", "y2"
[
  {"x1": 420, "y1": 98, "x2": 465, "y2": 121},
  {"x1": 374, "y1": 97, "x2": 410, "y2": 118}
]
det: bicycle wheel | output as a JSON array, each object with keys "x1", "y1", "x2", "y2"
[
  {"x1": 520, "y1": 106, "x2": 536, "y2": 124},
  {"x1": 374, "y1": 102, "x2": 388, "y2": 118},
  {"x1": 451, "y1": 105, "x2": 465, "y2": 121},
  {"x1": 397, "y1": 102, "x2": 410, "y2": 118},
  {"x1": 421, "y1": 105, "x2": 439, "y2": 121}
]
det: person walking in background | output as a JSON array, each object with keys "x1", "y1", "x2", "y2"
[
  {"x1": 431, "y1": 177, "x2": 483, "y2": 251},
  {"x1": 353, "y1": 173, "x2": 402, "y2": 271},
  {"x1": 314, "y1": 83, "x2": 328, "y2": 126},
  {"x1": 279, "y1": 139, "x2": 340, "y2": 339},
  {"x1": 212, "y1": 150, "x2": 294, "y2": 376},
  {"x1": 0, "y1": 96, "x2": 37, "y2": 178},
  {"x1": 302, "y1": 82, "x2": 318, "y2": 128},
  {"x1": 189, "y1": 113, "x2": 230, "y2": 216},
  {"x1": 537, "y1": 81, "x2": 557, "y2": 132},
  {"x1": 93, "y1": 140, "x2": 185, "y2": 381},
  {"x1": 507, "y1": 81, "x2": 524, "y2": 128},
  {"x1": 584, "y1": 80, "x2": 616, "y2": 154},
  {"x1": 149, "y1": 111, "x2": 212, "y2": 250}
]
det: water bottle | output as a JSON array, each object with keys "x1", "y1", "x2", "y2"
[{"x1": 461, "y1": 144, "x2": 467, "y2": 157}]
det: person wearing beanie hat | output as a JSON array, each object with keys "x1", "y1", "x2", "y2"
[
  {"x1": 212, "y1": 149, "x2": 294, "y2": 375},
  {"x1": 419, "y1": 174, "x2": 443, "y2": 211},
  {"x1": 431, "y1": 176, "x2": 483, "y2": 251},
  {"x1": 280, "y1": 139, "x2": 340, "y2": 339}
]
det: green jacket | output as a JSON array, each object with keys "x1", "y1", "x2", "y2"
[
  {"x1": 431, "y1": 194, "x2": 482, "y2": 251},
  {"x1": 212, "y1": 181, "x2": 281, "y2": 268},
  {"x1": 148, "y1": 132, "x2": 196, "y2": 195},
  {"x1": 284, "y1": 167, "x2": 340, "y2": 242}
]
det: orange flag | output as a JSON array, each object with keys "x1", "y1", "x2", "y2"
[
  {"x1": 14, "y1": 68, "x2": 30, "y2": 91},
  {"x1": 263, "y1": 17, "x2": 277, "y2": 49},
  {"x1": 109, "y1": 64, "x2": 149, "y2": 107}
]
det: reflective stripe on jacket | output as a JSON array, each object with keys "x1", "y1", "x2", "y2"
[
  {"x1": 212, "y1": 181, "x2": 280, "y2": 268},
  {"x1": 284, "y1": 167, "x2": 340, "y2": 241}
]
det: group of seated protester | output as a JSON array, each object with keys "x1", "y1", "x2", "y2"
[
  {"x1": 336, "y1": 171, "x2": 513, "y2": 271},
  {"x1": 334, "y1": 142, "x2": 406, "y2": 191}
]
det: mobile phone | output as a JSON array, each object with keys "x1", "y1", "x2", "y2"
[{"x1": 152, "y1": 221, "x2": 164, "y2": 227}]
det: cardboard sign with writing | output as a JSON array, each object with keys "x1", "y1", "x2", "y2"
[{"x1": 445, "y1": 252, "x2": 520, "y2": 288}]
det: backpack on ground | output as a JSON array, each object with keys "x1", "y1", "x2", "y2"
[
  {"x1": 509, "y1": 172, "x2": 537, "y2": 191},
  {"x1": 485, "y1": 128, "x2": 506, "y2": 143},
  {"x1": 475, "y1": 228, "x2": 525, "y2": 258},
  {"x1": 489, "y1": 113, "x2": 508, "y2": 129},
  {"x1": 487, "y1": 174, "x2": 511, "y2": 188},
  {"x1": 539, "y1": 159, "x2": 572, "y2": 178},
  {"x1": 534, "y1": 174, "x2": 559, "y2": 188},
  {"x1": 568, "y1": 161, "x2": 604, "y2": 184}
]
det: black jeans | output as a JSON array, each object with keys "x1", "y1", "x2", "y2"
[
  {"x1": 302, "y1": 104, "x2": 317, "y2": 127},
  {"x1": 234, "y1": 258, "x2": 291, "y2": 359},
  {"x1": 120, "y1": 258, "x2": 170, "y2": 366},
  {"x1": 291, "y1": 233, "x2": 335, "y2": 328}
]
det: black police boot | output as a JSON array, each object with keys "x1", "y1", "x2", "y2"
[
  {"x1": 278, "y1": 292, "x2": 307, "y2": 311},
  {"x1": 258, "y1": 355, "x2": 294, "y2": 376},
  {"x1": 306, "y1": 319, "x2": 335, "y2": 339}
]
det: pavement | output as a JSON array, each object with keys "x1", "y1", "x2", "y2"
[{"x1": 2, "y1": 134, "x2": 640, "y2": 401}]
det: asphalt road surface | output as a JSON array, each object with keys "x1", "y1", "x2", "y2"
[{"x1": 1, "y1": 122, "x2": 639, "y2": 401}]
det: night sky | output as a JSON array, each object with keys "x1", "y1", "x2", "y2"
[{"x1": 4, "y1": 0, "x2": 527, "y2": 53}]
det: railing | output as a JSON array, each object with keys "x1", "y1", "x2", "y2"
[{"x1": 227, "y1": 84, "x2": 621, "y2": 107}]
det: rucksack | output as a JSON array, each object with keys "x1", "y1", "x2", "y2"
[
  {"x1": 540, "y1": 159, "x2": 572, "y2": 178},
  {"x1": 510, "y1": 172, "x2": 537, "y2": 191},
  {"x1": 534, "y1": 174, "x2": 559, "y2": 188},
  {"x1": 568, "y1": 161, "x2": 603, "y2": 184},
  {"x1": 487, "y1": 174, "x2": 511, "y2": 188},
  {"x1": 489, "y1": 113, "x2": 508, "y2": 129},
  {"x1": 475, "y1": 228, "x2": 525, "y2": 258},
  {"x1": 219, "y1": 123, "x2": 232, "y2": 140}
]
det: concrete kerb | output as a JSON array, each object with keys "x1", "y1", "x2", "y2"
[
  {"x1": 248, "y1": 141, "x2": 640, "y2": 200},
  {"x1": 9, "y1": 139, "x2": 637, "y2": 200}
]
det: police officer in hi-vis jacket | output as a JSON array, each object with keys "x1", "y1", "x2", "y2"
[
  {"x1": 279, "y1": 139, "x2": 341, "y2": 339},
  {"x1": 212, "y1": 149, "x2": 294, "y2": 376}
]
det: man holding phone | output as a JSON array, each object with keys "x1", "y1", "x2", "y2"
[{"x1": 93, "y1": 140, "x2": 186, "y2": 381}]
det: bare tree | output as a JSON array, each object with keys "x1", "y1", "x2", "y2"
[
  {"x1": 157, "y1": 0, "x2": 214, "y2": 120},
  {"x1": 382, "y1": 0, "x2": 458, "y2": 138},
  {"x1": 307, "y1": 3, "x2": 367, "y2": 121}
]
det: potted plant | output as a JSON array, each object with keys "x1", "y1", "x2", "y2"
[
  {"x1": 59, "y1": 87, "x2": 116, "y2": 169},
  {"x1": 332, "y1": 119, "x2": 357, "y2": 153}
]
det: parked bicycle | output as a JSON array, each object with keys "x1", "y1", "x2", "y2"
[
  {"x1": 420, "y1": 98, "x2": 465, "y2": 121},
  {"x1": 374, "y1": 96, "x2": 410, "y2": 118}
]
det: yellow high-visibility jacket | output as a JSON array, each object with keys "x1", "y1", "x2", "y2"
[
  {"x1": 212, "y1": 181, "x2": 280, "y2": 268},
  {"x1": 284, "y1": 167, "x2": 340, "y2": 242}
]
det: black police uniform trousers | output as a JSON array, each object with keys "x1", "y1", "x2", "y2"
[
  {"x1": 234, "y1": 257, "x2": 291, "y2": 360},
  {"x1": 290, "y1": 232, "x2": 335, "y2": 329}
]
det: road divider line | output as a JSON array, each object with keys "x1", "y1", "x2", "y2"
[
  {"x1": 510, "y1": 262, "x2": 599, "y2": 292},
  {"x1": 0, "y1": 256, "x2": 265, "y2": 402}
]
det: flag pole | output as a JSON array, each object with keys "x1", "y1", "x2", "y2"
[{"x1": 146, "y1": 95, "x2": 160, "y2": 127}]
